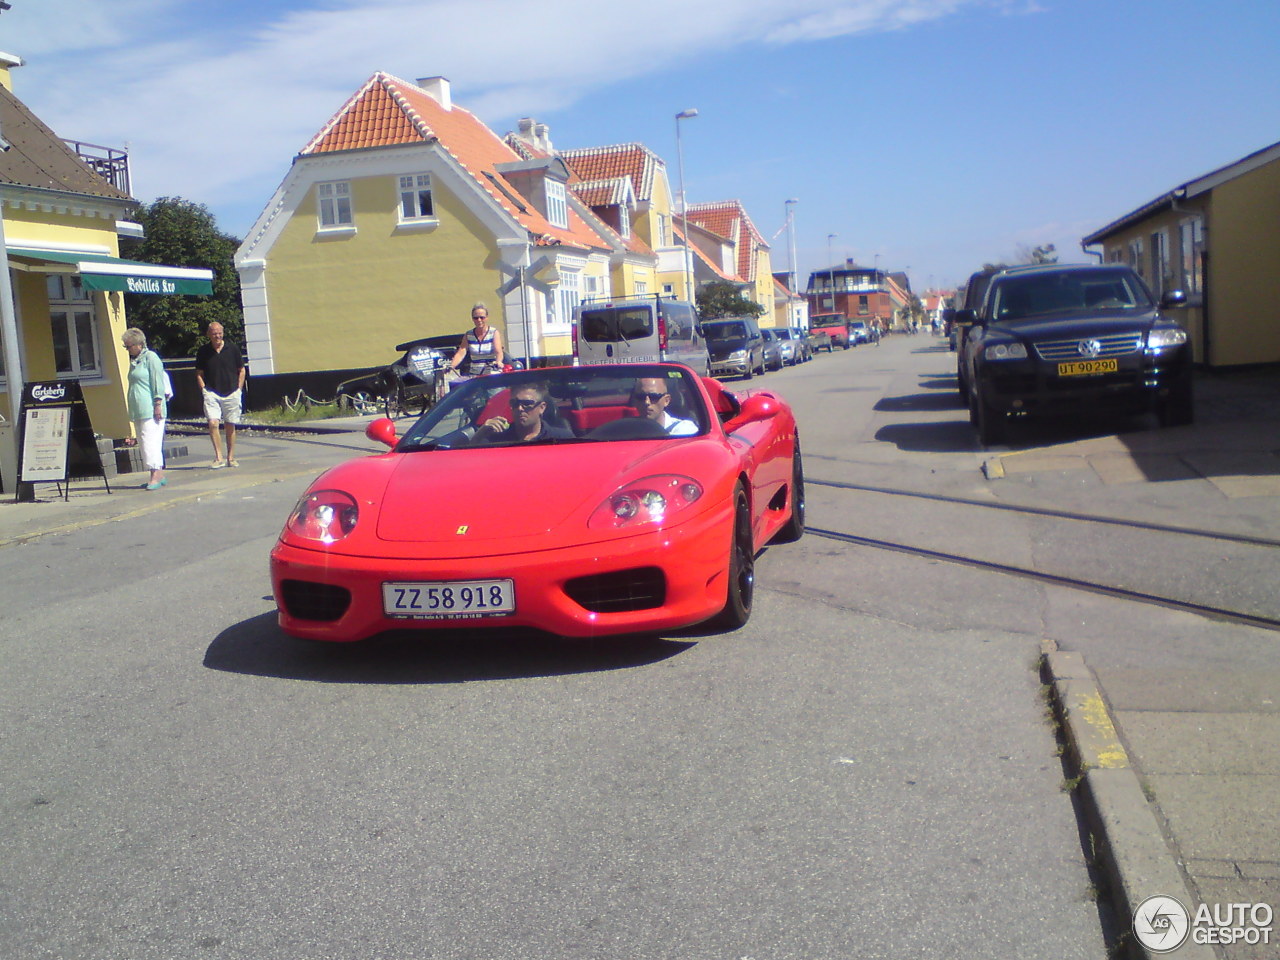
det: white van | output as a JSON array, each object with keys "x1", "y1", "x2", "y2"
[{"x1": 572, "y1": 297, "x2": 709, "y2": 375}]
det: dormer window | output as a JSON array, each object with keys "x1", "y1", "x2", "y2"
[
  {"x1": 546, "y1": 179, "x2": 568, "y2": 229},
  {"x1": 398, "y1": 174, "x2": 434, "y2": 221}
]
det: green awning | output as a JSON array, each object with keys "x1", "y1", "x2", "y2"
[{"x1": 6, "y1": 246, "x2": 214, "y2": 296}]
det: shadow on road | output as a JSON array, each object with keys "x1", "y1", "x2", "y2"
[
  {"x1": 204, "y1": 612, "x2": 696, "y2": 683},
  {"x1": 874, "y1": 391, "x2": 964, "y2": 414},
  {"x1": 873, "y1": 420, "x2": 978, "y2": 452}
]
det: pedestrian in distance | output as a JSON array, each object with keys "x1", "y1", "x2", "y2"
[
  {"x1": 447, "y1": 302, "x2": 505, "y2": 376},
  {"x1": 195, "y1": 321, "x2": 246, "y2": 468},
  {"x1": 120, "y1": 327, "x2": 168, "y2": 490}
]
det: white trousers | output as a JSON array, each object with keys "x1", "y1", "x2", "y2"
[{"x1": 135, "y1": 418, "x2": 167, "y2": 471}]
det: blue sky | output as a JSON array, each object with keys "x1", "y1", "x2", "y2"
[{"x1": 3, "y1": 0, "x2": 1278, "y2": 292}]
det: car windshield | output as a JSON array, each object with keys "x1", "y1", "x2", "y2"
[
  {"x1": 776, "y1": 329, "x2": 793, "y2": 340},
  {"x1": 578, "y1": 306, "x2": 654, "y2": 342},
  {"x1": 704, "y1": 322, "x2": 747, "y2": 339},
  {"x1": 395, "y1": 365, "x2": 710, "y2": 451},
  {"x1": 990, "y1": 269, "x2": 1153, "y2": 321}
]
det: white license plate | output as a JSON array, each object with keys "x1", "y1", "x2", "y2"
[{"x1": 382, "y1": 579, "x2": 515, "y2": 619}]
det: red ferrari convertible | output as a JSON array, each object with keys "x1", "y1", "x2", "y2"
[{"x1": 271, "y1": 363, "x2": 803, "y2": 641}]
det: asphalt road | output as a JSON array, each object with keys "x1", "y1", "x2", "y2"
[{"x1": 0, "y1": 336, "x2": 1140, "y2": 960}]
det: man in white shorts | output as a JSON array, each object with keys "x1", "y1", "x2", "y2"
[{"x1": 194, "y1": 321, "x2": 246, "y2": 467}]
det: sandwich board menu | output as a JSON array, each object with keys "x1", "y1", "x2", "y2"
[{"x1": 16, "y1": 380, "x2": 111, "y2": 501}]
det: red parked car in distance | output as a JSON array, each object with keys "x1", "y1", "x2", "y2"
[{"x1": 808, "y1": 313, "x2": 850, "y2": 350}]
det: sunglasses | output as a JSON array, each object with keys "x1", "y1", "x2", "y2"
[
  {"x1": 472, "y1": 315, "x2": 487, "y2": 320},
  {"x1": 631, "y1": 392, "x2": 668, "y2": 403},
  {"x1": 509, "y1": 397, "x2": 543, "y2": 410}
]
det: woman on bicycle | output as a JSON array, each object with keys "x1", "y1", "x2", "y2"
[{"x1": 447, "y1": 303, "x2": 505, "y2": 375}]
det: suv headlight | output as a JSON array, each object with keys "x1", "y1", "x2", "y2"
[
  {"x1": 984, "y1": 342, "x2": 1027, "y2": 361},
  {"x1": 1147, "y1": 327, "x2": 1188, "y2": 350}
]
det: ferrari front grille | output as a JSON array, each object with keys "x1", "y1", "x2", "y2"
[
  {"x1": 564, "y1": 567, "x2": 666, "y2": 613},
  {"x1": 279, "y1": 579, "x2": 352, "y2": 622}
]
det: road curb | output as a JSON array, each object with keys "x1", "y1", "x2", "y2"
[{"x1": 1041, "y1": 645, "x2": 1214, "y2": 959}]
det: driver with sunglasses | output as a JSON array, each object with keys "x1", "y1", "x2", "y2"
[
  {"x1": 474, "y1": 382, "x2": 573, "y2": 443},
  {"x1": 631, "y1": 377, "x2": 698, "y2": 436}
]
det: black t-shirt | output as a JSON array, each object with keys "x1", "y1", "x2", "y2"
[{"x1": 195, "y1": 341, "x2": 244, "y2": 396}]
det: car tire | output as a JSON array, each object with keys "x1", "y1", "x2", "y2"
[
  {"x1": 772, "y1": 442, "x2": 805, "y2": 544},
  {"x1": 709, "y1": 484, "x2": 754, "y2": 630},
  {"x1": 973, "y1": 387, "x2": 1005, "y2": 447},
  {"x1": 1158, "y1": 381, "x2": 1194, "y2": 427},
  {"x1": 741, "y1": 364, "x2": 754, "y2": 381}
]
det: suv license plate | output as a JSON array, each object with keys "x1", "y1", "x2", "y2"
[
  {"x1": 383, "y1": 579, "x2": 515, "y2": 619},
  {"x1": 1057, "y1": 358, "x2": 1118, "y2": 377}
]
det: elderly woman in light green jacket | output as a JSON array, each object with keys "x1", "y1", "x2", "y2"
[{"x1": 120, "y1": 327, "x2": 168, "y2": 490}]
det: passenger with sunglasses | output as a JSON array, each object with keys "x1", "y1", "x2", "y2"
[
  {"x1": 631, "y1": 377, "x2": 697, "y2": 436},
  {"x1": 474, "y1": 382, "x2": 572, "y2": 443}
]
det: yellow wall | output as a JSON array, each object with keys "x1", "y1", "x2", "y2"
[
  {"x1": 266, "y1": 177, "x2": 505, "y2": 374},
  {"x1": 4, "y1": 209, "x2": 133, "y2": 437},
  {"x1": 1204, "y1": 162, "x2": 1280, "y2": 366}
]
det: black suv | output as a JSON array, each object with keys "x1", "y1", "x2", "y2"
[{"x1": 956, "y1": 263, "x2": 1192, "y2": 446}]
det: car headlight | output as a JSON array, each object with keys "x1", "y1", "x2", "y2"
[
  {"x1": 286, "y1": 490, "x2": 359, "y2": 543},
  {"x1": 1147, "y1": 327, "x2": 1188, "y2": 349},
  {"x1": 984, "y1": 342, "x2": 1027, "y2": 360},
  {"x1": 589, "y1": 475, "x2": 704, "y2": 531},
  {"x1": 728, "y1": 349, "x2": 747, "y2": 360}
]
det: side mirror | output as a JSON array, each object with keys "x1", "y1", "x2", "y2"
[
  {"x1": 726, "y1": 393, "x2": 779, "y2": 430},
  {"x1": 941, "y1": 308, "x2": 956, "y2": 323},
  {"x1": 1160, "y1": 289, "x2": 1187, "y2": 309},
  {"x1": 365, "y1": 418, "x2": 398, "y2": 448},
  {"x1": 953, "y1": 309, "x2": 978, "y2": 326}
]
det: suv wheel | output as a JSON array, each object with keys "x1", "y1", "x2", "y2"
[
  {"x1": 973, "y1": 386, "x2": 1005, "y2": 447},
  {"x1": 1157, "y1": 381, "x2": 1194, "y2": 427}
]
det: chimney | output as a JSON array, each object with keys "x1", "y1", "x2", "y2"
[
  {"x1": 534, "y1": 123, "x2": 553, "y2": 154},
  {"x1": 0, "y1": 51, "x2": 24, "y2": 93},
  {"x1": 416, "y1": 76, "x2": 452, "y2": 111},
  {"x1": 519, "y1": 118, "x2": 536, "y2": 136}
]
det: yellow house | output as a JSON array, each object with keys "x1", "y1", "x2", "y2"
[
  {"x1": 0, "y1": 53, "x2": 212, "y2": 494},
  {"x1": 1081, "y1": 139, "x2": 1280, "y2": 367},
  {"x1": 555, "y1": 140, "x2": 696, "y2": 301},
  {"x1": 683, "y1": 201, "x2": 776, "y2": 323},
  {"x1": 235, "y1": 74, "x2": 618, "y2": 381}
]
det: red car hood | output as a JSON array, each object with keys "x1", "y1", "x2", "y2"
[{"x1": 373, "y1": 442, "x2": 674, "y2": 543}]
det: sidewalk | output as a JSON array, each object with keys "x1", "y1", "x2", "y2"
[{"x1": 1022, "y1": 367, "x2": 1280, "y2": 959}]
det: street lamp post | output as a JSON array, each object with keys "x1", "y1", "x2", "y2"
[
  {"x1": 785, "y1": 198, "x2": 799, "y2": 326},
  {"x1": 675, "y1": 108, "x2": 698, "y2": 302}
]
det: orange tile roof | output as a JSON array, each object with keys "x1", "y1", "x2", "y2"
[
  {"x1": 685, "y1": 200, "x2": 769, "y2": 284},
  {"x1": 300, "y1": 73, "x2": 609, "y2": 253},
  {"x1": 560, "y1": 143, "x2": 660, "y2": 200}
]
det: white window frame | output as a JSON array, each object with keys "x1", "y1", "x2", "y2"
[
  {"x1": 546, "y1": 179, "x2": 568, "y2": 229},
  {"x1": 553, "y1": 267, "x2": 580, "y2": 330},
  {"x1": 397, "y1": 173, "x2": 435, "y2": 223},
  {"x1": 317, "y1": 180, "x2": 353, "y2": 229},
  {"x1": 1179, "y1": 217, "x2": 1205, "y2": 295},
  {"x1": 46, "y1": 274, "x2": 104, "y2": 381}
]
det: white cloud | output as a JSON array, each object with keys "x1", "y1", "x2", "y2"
[{"x1": 2, "y1": 0, "x2": 982, "y2": 228}]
